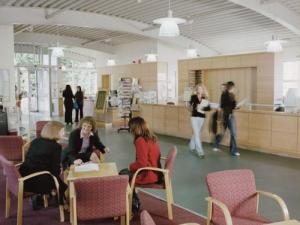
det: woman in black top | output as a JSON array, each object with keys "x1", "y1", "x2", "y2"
[
  {"x1": 75, "y1": 86, "x2": 84, "y2": 123},
  {"x1": 19, "y1": 121, "x2": 67, "y2": 206},
  {"x1": 62, "y1": 116, "x2": 109, "y2": 167},
  {"x1": 189, "y1": 84, "x2": 210, "y2": 158},
  {"x1": 62, "y1": 85, "x2": 74, "y2": 125}
]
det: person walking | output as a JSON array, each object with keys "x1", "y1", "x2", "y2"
[
  {"x1": 189, "y1": 84, "x2": 210, "y2": 159},
  {"x1": 213, "y1": 81, "x2": 240, "y2": 156},
  {"x1": 62, "y1": 85, "x2": 74, "y2": 125},
  {"x1": 74, "y1": 86, "x2": 84, "y2": 123}
]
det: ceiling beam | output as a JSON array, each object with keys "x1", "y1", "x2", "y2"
[
  {"x1": 228, "y1": 0, "x2": 300, "y2": 36},
  {"x1": 14, "y1": 25, "x2": 33, "y2": 35},
  {"x1": 0, "y1": 6, "x2": 218, "y2": 56},
  {"x1": 14, "y1": 32, "x2": 115, "y2": 54}
]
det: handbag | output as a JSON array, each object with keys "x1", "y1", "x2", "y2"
[{"x1": 73, "y1": 101, "x2": 79, "y2": 109}]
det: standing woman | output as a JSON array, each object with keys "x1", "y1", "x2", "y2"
[
  {"x1": 75, "y1": 86, "x2": 84, "y2": 123},
  {"x1": 189, "y1": 84, "x2": 210, "y2": 158},
  {"x1": 62, "y1": 85, "x2": 74, "y2": 125},
  {"x1": 19, "y1": 121, "x2": 67, "y2": 208}
]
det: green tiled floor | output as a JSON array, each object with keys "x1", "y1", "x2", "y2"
[{"x1": 96, "y1": 127, "x2": 300, "y2": 221}]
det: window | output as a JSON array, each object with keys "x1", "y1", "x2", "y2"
[{"x1": 283, "y1": 61, "x2": 300, "y2": 96}]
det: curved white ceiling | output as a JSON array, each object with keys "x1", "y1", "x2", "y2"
[{"x1": 1, "y1": 0, "x2": 300, "y2": 55}]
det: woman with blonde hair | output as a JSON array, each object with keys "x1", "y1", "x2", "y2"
[
  {"x1": 63, "y1": 116, "x2": 109, "y2": 167},
  {"x1": 189, "y1": 84, "x2": 210, "y2": 158},
  {"x1": 19, "y1": 121, "x2": 67, "y2": 209}
]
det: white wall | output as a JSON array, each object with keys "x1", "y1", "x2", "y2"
[
  {"x1": 114, "y1": 40, "x2": 157, "y2": 65},
  {"x1": 0, "y1": 25, "x2": 15, "y2": 107},
  {"x1": 274, "y1": 46, "x2": 300, "y2": 104}
]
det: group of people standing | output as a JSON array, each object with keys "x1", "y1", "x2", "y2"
[
  {"x1": 62, "y1": 85, "x2": 84, "y2": 125},
  {"x1": 189, "y1": 81, "x2": 240, "y2": 158}
]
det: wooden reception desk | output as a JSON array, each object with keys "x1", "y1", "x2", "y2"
[{"x1": 140, "y1": 103, "x2": 300, "y2": 158}]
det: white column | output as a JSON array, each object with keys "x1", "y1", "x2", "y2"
[{"x1": 0, "y1": 25, "x2": 15, "y2": 107}]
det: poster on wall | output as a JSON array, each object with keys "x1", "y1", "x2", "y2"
[{"x1": 0, "y1": 69, "x2": 10, "y2": 102}]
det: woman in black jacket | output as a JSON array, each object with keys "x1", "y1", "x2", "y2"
[
  {"x1": 63, "y1": 116, "x2": 109, "y2": 167},
  {"x1": 62, "y1": 84, "x2": 74, "y2": 125},
  {"x1": 74, "y1": 86, "x2": 84, "y2": 123},
  {"x1": 19, "y1": 121, "x2": 67, "y2": 207}
]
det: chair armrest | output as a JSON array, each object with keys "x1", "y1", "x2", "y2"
[
  {"x1": 257, "y1": 190, "x2": 290, "y2": 220},
  {"x1": 130, "y1": 167, "x2": 168, "y2": 188},
  {"x1": 15, "y1": 163, "x2": 22, "y2": 167},
  {"x1": 19, "y1": 171, "x2": 54, "y2": 182},
  {"x1": 206, "y1": 197, "x2": 233, "y2": 225},
  {"x1": 22, "y1": 142, "x2": 31, "y2": 162},
  {"x1": 160, "y1": 156, "x2": 167, "y2": 160}
]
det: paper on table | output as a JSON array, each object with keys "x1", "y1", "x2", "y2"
[{"x1": 74, "y1": 163, "x2": 99, "y2": 172}]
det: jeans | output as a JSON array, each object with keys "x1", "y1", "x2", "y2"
[
  {"x1": 213, "y1": 114, "x2": 237, "y2": 155},
  {"x1": 189, "y1": 117, "x2": 205, "y2": 156}
]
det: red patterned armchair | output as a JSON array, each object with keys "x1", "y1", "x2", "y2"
[
  {"x1": 71, "y1": 175, "x2": 129, "y2": 225},
  {"x1": 0, "y1": 136, "x2": 24, "y2": 162},
  {"x1": 0, "y1": 155, "x2": 64, "y2": 225},
  {"x1": 36, "y1": 120, "x2": 50, "y2": 138},
  {"x1": 130, "y1": 146, "x2": 178, "y2": 220},
  {"x1": 206, "y1": 169, "x2": 290, "y2": 225}
]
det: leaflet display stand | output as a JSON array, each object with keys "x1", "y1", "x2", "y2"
[{"x1": 117, "y1": 77, "x2": 136, "y2": 133}]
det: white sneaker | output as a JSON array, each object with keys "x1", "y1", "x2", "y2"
[
  {"x1": 213, "y1": 148, "x2": 220, "y2": 152},
  {"x1": 233, "y1": 152, "x2": 240, "y2": 156}
]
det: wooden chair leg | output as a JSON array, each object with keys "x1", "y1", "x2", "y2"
[
  {"x1": 164, "y1": 174, "x2": 173, "y2": 220},
  {"x1": 126, "y1": 188, "x2": 130, "y2": 225},
  {"x1": 73, "y1": 195, "x2": 78, "y2": 225},
  {"x1": 17, "y1": 181, "x2": 24, "y2": 225},
  {"x1": 43, "y1": 195, "x2": 48, "y2": 208},
  {"x1": 59, "y1": 205, "x2": 65, "y2": 222},
  {"x1": 169, "y1": 180, "x2": 174, "y2": 204},
  {"x1": 207, "y1": 200, "x2": 212, "y2": 225},
  {"x1": 128, "y1": 188, "x2": 134, "y2": 220},
  {"x1": 70, "y1": 197, "x2": 73, "y2": 224},
  {"x1": 5, "y1": 181, "x2": 11, "y2": 218},
  {"x1": 120, "y1": 216, "x2": 125, "y2": 225}
]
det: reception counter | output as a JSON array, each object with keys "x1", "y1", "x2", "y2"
[{"x1": 140, "y1": 104, "x2": 300, "y2": 158}]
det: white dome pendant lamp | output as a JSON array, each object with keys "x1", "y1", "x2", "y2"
[
  {"x1": 265, "y1": 35, "x2": 287, "y2": 53},
  {"x1": 153, "y1": 0, "x2": 186, "y2": 37}
]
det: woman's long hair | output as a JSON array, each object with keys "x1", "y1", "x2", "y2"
[
  {"x1": 129, "y1": 117, "x2": 157, "y2": 142},
  {"x1": 65, "y1": 85, "x2": 73, "y2": 96}
]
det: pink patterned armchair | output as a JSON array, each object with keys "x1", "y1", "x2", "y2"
[
  {"x1": 71, "y1": 175, "x2": 129, "y2": 225},
  {"x1": 0, "y1": 155, "x2": 64, "y2": 225},
  {"x1": 206, "y1": 169, "x2": 290, "y2": 225},
  {"x1": 130, "y1": 146, "x2": 178, "y2": 220},
  {"x1": 0, "y1": 136, "x2": 24, "y2": 162},
  {"x1": 141, "y1": 210, "x2": 156, "y2": 225},
  {"x1": 36, "y1": 120, "x2": 50, "y2": 138}
]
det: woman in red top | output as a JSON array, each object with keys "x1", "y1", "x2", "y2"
[{"x1": 128, "y1": 116, "x2": 161, "y2": 184}]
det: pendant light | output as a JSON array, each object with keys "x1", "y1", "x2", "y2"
[
  {"x1": 153, "y1": 0, "x2": 186, "y2": 37},
  {"x1": 186, "y1": 47, "x2": 197, "y2": 58},
  {"x1": 107, "y1": 59, "x2": 116, "y2": 66},
  {"x1": 265, "y1": 35, "x2": 287, "y2": 52},
  {"x1": 145, "y1": 53, "x2": 157, "y2": 62}
]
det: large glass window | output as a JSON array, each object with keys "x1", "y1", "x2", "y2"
[
  {"x1": 59, "y1": 58, "x2": 97, "y2": 97},
  {"x1": 283, "y1": 61, "x2": 300, "y2": 96}
]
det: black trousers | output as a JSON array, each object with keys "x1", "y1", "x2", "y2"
[
  {"x1": 19, "y1": 166, "x2": 68, "y2": 204},
  {"x1": 75, "y1": 104, "x2": 83, "y2": 122}
]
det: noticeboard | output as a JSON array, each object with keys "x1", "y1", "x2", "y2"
[{"x1": 94, "y1": 90, "x2": 108, "y2": 113}]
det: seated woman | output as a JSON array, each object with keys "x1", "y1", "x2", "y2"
[
  {"x1": 64, "y1": 116, "x2": 109, "y2": 166},
  {"x1": 128, "y1": 116, "x2": 162, "y2": 184},
  {"x1": 120, "y1": 116, "x2": 162, "y2": 213},
  {"x1": 19, "y1": 121, "x2": 67, "y2": 209}
]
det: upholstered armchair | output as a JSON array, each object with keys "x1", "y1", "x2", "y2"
[
  {"x1": 0, "y1": 136, "x2": 24, "y2": 163},
  {"x1": 130, "y1": 146, "x2": 178, "y2": 220},
  {"x1": 206, "y1": 169, "x2": 290, "y2": 225},
  {"x1": 0, "y1": 155, "x2": 64, "y2": 225},
  {"x1": 70, "y1": 175, "x2": 129, "y2": 225},
  {"x1": 35, "y1": 120, "x2": 50, "y2": 138}
]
